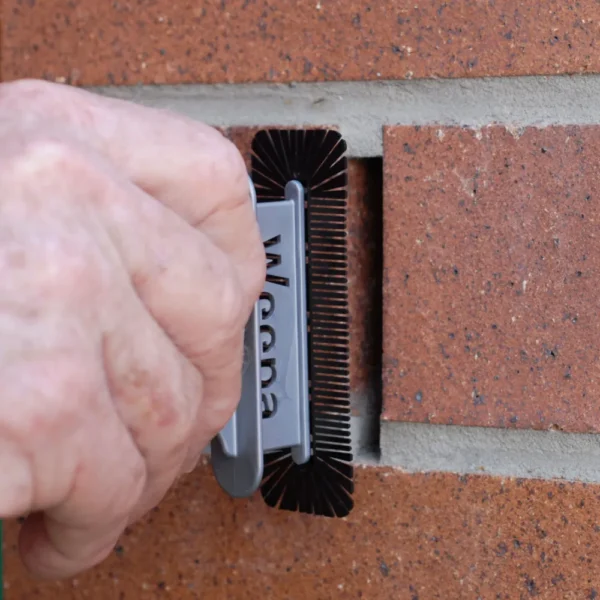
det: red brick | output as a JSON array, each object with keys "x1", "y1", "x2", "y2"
[
  {"x1": 3, "y1": 1, "x2": 600, "y2": 85},
  {"x1": 383, "y1": 125, "x2": 600, "y2": 432},
  {"x1": 5, "y1": 459, "x2": 600, "y2": 598}
]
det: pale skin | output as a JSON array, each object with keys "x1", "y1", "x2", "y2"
[{"x1": 0, "y1": 80, "x2": 266, "y2": 579}]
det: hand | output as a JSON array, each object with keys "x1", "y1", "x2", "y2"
[{"x1": 0, "y1": 80, "x2": 265, "y2": 579}]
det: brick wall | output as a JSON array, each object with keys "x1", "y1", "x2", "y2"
[{"x1": 4, "y1": 1, "x2": 600, "y2": 598}]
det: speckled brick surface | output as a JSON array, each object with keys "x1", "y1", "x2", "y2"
[
  {"x1": 3, "y1": 0, "x2": 600, "y2": 85},
  {"x1": 5, "y1": 459, "x2": 600, "y2": 599},
  {"x1": 383, "y1": 125, "x2": 600, "y2": 432}
]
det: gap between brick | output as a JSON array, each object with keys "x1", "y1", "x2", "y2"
[
  {"x1": 90, "y1": 73, "x2": 600, "y2": 158},
  {"x1": 373, "y1": 420, "x2": 600, "y2": 484}
]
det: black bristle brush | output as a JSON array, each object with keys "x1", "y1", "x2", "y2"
[{"x1": 250, "y1": 129, "x2": 354, "y2": 518}]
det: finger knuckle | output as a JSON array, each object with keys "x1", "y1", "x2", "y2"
[
  {"x1": 23, "y1": 233, "x2": 107, "y2": 305},
  {"x1": 214, "y1": 264, "x2": 246, "y2": 333},
  {"x1": 210, "y1": 137, "x2": 248, "y2": 201},
  {"x1": 163, "y1": 394, "x2": 198, "y2": 458},
  {"x1": 247, "y1": 238, "x2": 268, "y2": 301},
  {"x1": 168, "y1": 419, "x2": 196, "y2": 462},
  {"x1": 2, "y1": 136, "x2": 82, "y2": 184},
  {"x1": 56, "y1": 250, "x2": 104, "y2": 300},
  {"x1": 109, "y1": 452, "x2": 147, "y2": 516},
  {"x1": 208, "y1": 393, "x2": 241, "y2": 436},
  {"x1": 0, "y1": 79, "x2": 60, "y2": 111},
  {"x1": 40, "y1": 357, "x2": 99, "y2": 423},
  {"x1": 7, "y1": 355, "x2": 99, "y2": 443},
  {"x1": 0, "y1": 80, "x2": 87, "y2": 131}
]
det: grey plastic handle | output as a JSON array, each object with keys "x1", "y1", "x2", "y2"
[
  {"x1": 210, "y1": 178, "x2": 264, "y2": 497},
  {"x1": 211, "y1": 178, "x2": 311, "y2": 498}
]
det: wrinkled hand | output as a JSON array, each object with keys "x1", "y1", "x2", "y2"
[{"x1": 0, "y1": 80, "x2": 265, "y2": 579}]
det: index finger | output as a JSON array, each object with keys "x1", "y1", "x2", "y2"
[{"x1": 0, "y1": 79, "x2": 265, "y2": 303}]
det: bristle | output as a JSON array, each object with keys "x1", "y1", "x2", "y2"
[{"x1": 251, "y1": 129, "x2": 354, "y2": 519}]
